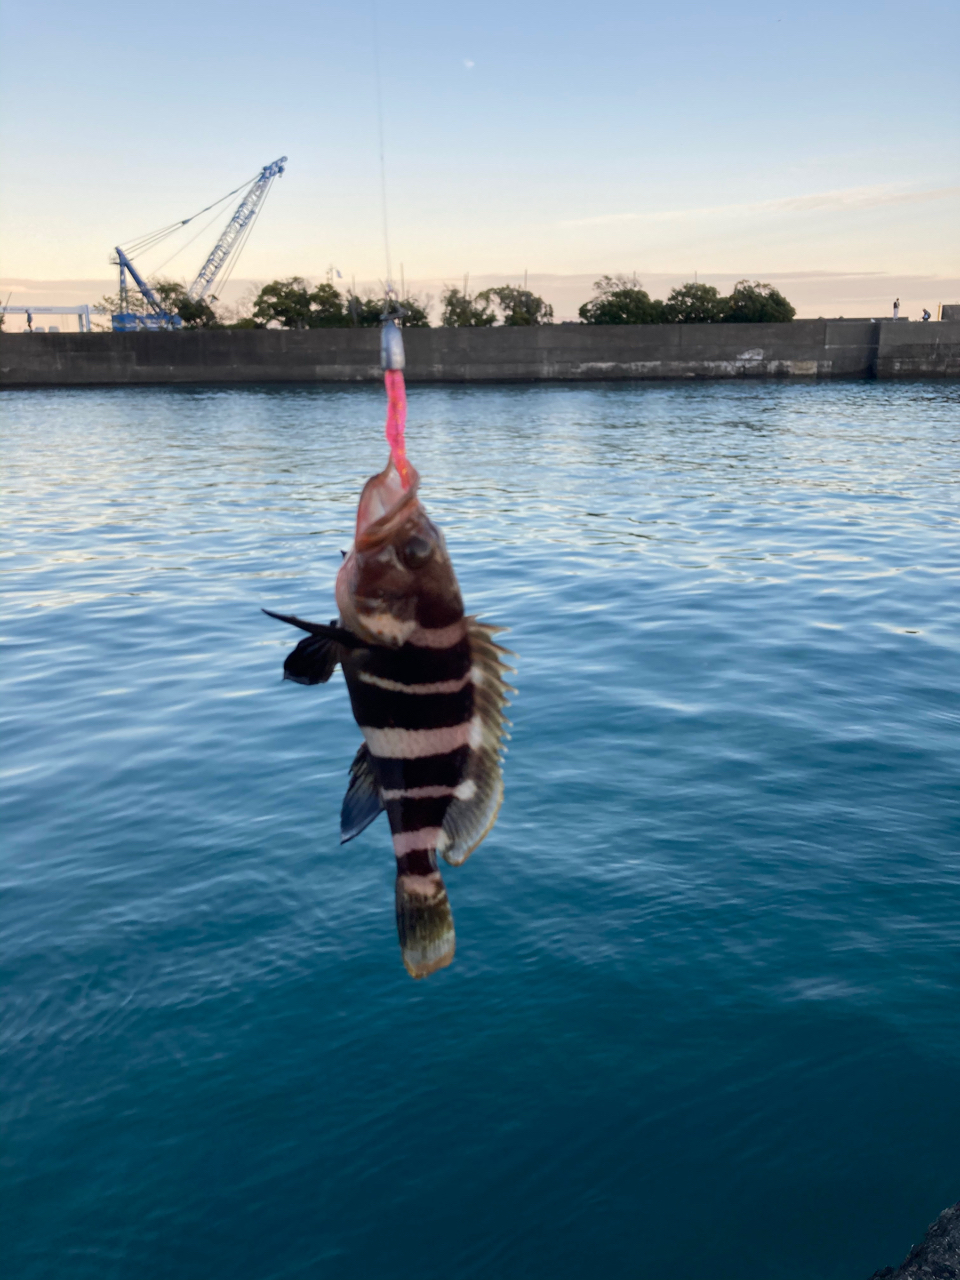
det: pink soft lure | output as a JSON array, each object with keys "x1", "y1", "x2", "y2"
[{"x1": 384, "y1": 368, "x2": 411, "y2": 488}]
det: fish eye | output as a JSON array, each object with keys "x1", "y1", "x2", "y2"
[{"x1": 401, "y1": 535, "x2": 434, "y2": 568}]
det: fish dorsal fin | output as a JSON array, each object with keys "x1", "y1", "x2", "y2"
[
  {"x1": 341, "y1": 743, "x2": 385, "y2": 843},
  {"x1": 438, "y1": 618, "x2": 513, "y2": 868}
]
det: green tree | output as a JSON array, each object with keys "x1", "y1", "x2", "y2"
[
  {"x1": 662, "y1": 282, "x2": 726, "y2": 324},
  {"x1": 153, "y1": 280, "x2": 219, "y2": 328},
  {"x1": 440, "y1": 286, "x2": 496, "y2": 327},
  {"x1": 722, "y1": 280, "x2": 795, "y2": 323},
  {"x1": 344, "y1": 292, "x2": 381, "y2": 327},
  {"x1": 579, "y1": 275, "x2": 664, "y2": 324},
  {"x1": 307, "y1": 282, "x2": 348, "y2": 327},
  {"x1": 345, "y1": 292, "x2": 431, "y2": 327},
  {"x1": 177, "y1": 296, "x2": 219, "y2": 327},
  {"x1": 476, "y1": 285, "x2": 553, "y2": 326},
  {"x1": 394, "y1": 294, "x2": 431, "y2": 327},
  {"x1": 254, "y1": 278, "x2": 321, "y2": 328}
]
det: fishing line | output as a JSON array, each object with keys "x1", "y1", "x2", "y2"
[
  {"x1": 371, "y1": 0, "x2": 410, "y2": 487},
  {"x1": 371, "y1": 0, "x2": 394, "y2": 295}
]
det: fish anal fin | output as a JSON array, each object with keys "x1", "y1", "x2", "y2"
[
  {"x1": 439, "y1": 618, "x2": 511, "y2": 868},
  {"x1": 340, "y1": 744, "x2": 385, "y2": 843}
]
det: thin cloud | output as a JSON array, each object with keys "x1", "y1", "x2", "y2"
[{"x1": 560, "y1": 185, "x2": 960, "y2": 228}]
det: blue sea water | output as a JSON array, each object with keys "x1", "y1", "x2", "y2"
[{"x1": 1, "y1": 380, "x2": 959, "y2": 1280}]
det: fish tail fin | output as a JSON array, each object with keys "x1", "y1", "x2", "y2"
[{"x1": 395, "y1": 866, "x2": 455, "y2": 979}]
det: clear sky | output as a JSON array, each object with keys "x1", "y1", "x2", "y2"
[{"x1": 1, "y1": 0, "x2": 957, "y2": 290}]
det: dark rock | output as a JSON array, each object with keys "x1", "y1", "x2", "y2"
[{"x1": 869, "y1": 1203, "x2": 960, "y2": 1279}]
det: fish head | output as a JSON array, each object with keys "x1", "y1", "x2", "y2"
[{"x1": 336, "y1": 460, "x2": 464, "y2": 647}]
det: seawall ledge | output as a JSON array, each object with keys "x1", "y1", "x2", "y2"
[{"x1": 1, "y1": 319, "x2": 957, "y2": 387}]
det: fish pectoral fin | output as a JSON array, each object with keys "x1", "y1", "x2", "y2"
[
  {"x1": 262, "y1": 608, "x2": 364, "y2": 648},
  {"x1": 340, "y1": 744, "x2": 385, "y2": 843},
  {"x1": 282, "y1": 634, "x2": 343, "y2": 685}
]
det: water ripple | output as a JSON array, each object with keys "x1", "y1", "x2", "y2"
[{"x1": 2, "y1": 380, "x2": 959, "y2": 1280}]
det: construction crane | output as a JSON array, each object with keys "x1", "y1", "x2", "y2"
[
  {"x1": 114, "y1": 250, "x2": 174, "y2": 331},
  {"x1": 112, "y1": 156, "x2": 287, "y2": 332}
]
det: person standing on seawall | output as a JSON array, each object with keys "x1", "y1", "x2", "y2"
[
  {"x1": 922, "y1": 308, "x2": 931, "y2": 321},
  {"x1": 893, "y1": 297, "x2": 900, "y2": 319}
]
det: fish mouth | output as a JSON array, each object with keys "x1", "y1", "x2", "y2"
[{"x1": 355, "y1": 459, "x2": 421, "y2": 550}]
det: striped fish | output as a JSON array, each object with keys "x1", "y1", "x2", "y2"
[{"x1": 265, "y1": 458, "x2": 512, "y2": 978}]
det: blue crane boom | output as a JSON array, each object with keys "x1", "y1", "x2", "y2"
[
  {"x1": 114, "y1": 248, "x2": 180, "y2": 330},
  {"x1": 110, "y1": 156, "x2": 287, "y2": 331},
  {"x1": 187, "y1": 156, "x2": 286, "y2": 302}
]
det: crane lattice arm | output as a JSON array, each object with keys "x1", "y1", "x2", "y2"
[{"x1": 187, "y1": 156, "x2": 286, "y2": 301}]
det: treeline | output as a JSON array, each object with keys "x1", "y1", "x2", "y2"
[
  {"x1": 238, "y1": 280, "x2": 555, "y2": 329},
  {"x1": 95, "y1": 274, "x2": 794, "y2": 330},
  {"x1": 579, "y1": 276, "x2": 795, "y2": 324}
]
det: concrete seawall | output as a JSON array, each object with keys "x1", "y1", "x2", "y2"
[{"x1": 2, "y1": 319, "x2": 958, "y2": 387}]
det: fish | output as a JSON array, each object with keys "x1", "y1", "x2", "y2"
[{"x1": 265, "y1": 457, "x2": 512, "y2": 978}]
